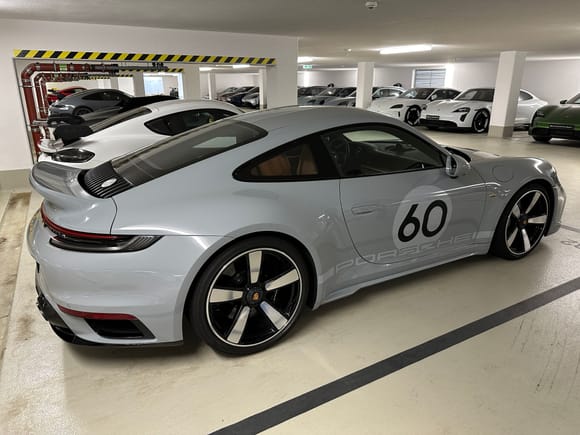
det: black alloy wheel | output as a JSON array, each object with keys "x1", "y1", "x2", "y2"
[
  {"x1": 73, "y1": 107, "x2": 92, "y2": 116},
  {"x1": 472, "y1": 110, "x2": 490, "y2": 133},
  {"x1": 191, "y1": 237, "x2": 309, "y2": 355},
  {"x1": 404, "y1": 106, "x2": 421, "y2": 126},
  {"x1": 491, "y1": 184, "x2": 550, "y2": 259}
]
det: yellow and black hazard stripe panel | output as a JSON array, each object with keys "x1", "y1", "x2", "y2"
[
  {"x1": 13, "y1": 50, "x2": 276, "y2": 65},
  {"x1": 119, "y1": 68, "x2": 184, "y2": 73}
]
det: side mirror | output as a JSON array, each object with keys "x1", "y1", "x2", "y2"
[
  {"x1": 560, "y1": 99, "x2": 568, "y2": 104},
  {"x1": 445, "y1": 154, "x2": 471, "y2": 178}
]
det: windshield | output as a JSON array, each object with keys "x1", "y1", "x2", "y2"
[
  {"x1": 89, "y1": 107, "x2": 152, "y2": 133},
  {"x1": 399, "y1": 88, "x2": 435, "y2": 99},
  {"x1": 456, "y1": 88, "x2": 495, "y2": 102},
  {"x1": 566, "y1": 93, "x2": 580, "y2": 104},
  {"x1": 112, "y1": 119, "x2": 267, "y2": 186}
]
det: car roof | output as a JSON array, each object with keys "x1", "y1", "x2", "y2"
[
  {"x1": 145, "y1": 99, "x2": 243, "y2": 114},
  {"x1": 233, "y1": 106, "x2": 396, "y2": 134}
]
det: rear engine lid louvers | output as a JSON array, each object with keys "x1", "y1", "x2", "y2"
[{"x1": 82, "y1": 162, "x2": 132, "y2": 198}]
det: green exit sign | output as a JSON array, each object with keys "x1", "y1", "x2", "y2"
[{"x1": 302, "y1": 64, "x2": 313, "y2": 70}]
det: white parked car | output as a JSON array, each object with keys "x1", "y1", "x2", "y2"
[
  {"x1": 368, "y1": 87, "x2": 461, "y2": 126},
  {"x1": 420, "y1": 88, "x2": 547, "y2": 133},
  {"x1": 39, "y1": 100, "x2": 243, "y2": 169},
  {"x1": 325, "y1": 86, "x2": 405, "y2": 107}
]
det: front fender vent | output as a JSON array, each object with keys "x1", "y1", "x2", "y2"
[{"x1": 81, "y1": 162, "x2": 132, "y2": 198}]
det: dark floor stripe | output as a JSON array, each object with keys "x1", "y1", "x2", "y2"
[
  {"x1": 212, "y1": 276, "x2": 580, "y2": 435},
  {"x1": 561, "y1": 224, "x2": 580, "y2": 234}
]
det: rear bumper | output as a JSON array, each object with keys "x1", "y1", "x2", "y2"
[{"x1": 27, "y1": 211, "x2": 226, "y2": 345}]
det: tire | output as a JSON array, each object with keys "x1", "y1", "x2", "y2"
[
  {"x1": 190, "y1": 236, "x2": 309, "y2": 355},
  {"x1": 404, "y1": 106, "x2": 421, "y2": 126},
  {"x1": 533, "y1": 135, "x2": 551, "y2": 143},
  {"x1": 73, "y1": 106, "x2": 92, "y2": 116},
  {"x1": 490, "y1": 183, "x2": 551, "y2": 260},
  {"x1": 472, "y1": 110, "x2": 490, "y2": 133}
]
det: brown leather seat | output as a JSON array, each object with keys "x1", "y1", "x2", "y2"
[
  {"x1": 257, "y1": 154, "x2": 291, "y2": 176},
  {"x1": 297, "y1": 146, "x2": 318, "y2": 175}
]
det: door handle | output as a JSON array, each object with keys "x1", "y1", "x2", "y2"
[{"x1": 351, "y1": 205, "x2": 378, "y2": 215}]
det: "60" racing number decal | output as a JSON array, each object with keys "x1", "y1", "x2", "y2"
[
  {"x1": 398, "y1": 200, "x2": 448, "y2": 242},
  {"x1": 392, "y1": 186, "x2": 452, "y2": 249}
]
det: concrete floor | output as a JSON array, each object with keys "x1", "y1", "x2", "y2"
[{"x1": 0, "y1": 130, "x2": 579, "y2": 434}]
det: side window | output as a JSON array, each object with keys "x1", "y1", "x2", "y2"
[
  {"x1": 236, "y1": 139, "x2": 331, "y2": 181},
  {"x1": 145, "y1": 109, "x2": 235, "y2": 136},
  {"x1": 519, "y1": 91, "x2": 532, "y2": 101},
  {"x1": 448, "y1": 90, "x2": 460, "y2": 99},
  {"x1": 321, "y1": 126, "x2": 444, "y2": 177},
  {"x1": 83, "y1": 93, "x2": 103, "y2": 101}
]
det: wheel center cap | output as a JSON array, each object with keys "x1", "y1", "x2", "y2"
[{"x1": 246, "y1": 286, "x2": 264, "y2": 305}]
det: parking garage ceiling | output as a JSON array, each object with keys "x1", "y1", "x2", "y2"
[{"x1": 2, "y1": 0, "x2": 580, "y2": 66}]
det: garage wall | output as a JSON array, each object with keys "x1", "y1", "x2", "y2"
[
  {"x1": 199, "y1": 72, "x2": 259, "y2": 97},
  {"x1": 522, "y1": 59, "x2": 580, "y2": 104},
  {"x1": 0, "y1": 18, "x2": 298, "y2": 172},
  {"x1": 44, "y1": 80, "x2": 102, "y2": 91},
  {"x1": 297, "y1": 70, "x2": 357, "y2": 87},
  {"x1": 374, "y1": 67, "x2": 415, "y2": 88}
]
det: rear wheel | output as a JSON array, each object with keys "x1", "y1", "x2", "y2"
[
  {"x1": 490, "y1": 183, "x2": 550, "y2": 260},
  {"x1": 533, "y1": 136, "x2": 551, "y2": 143},
  {"x1": 190, "y1": 237, "x2": 309, "y2": 355},
  {"x1": 472, "y1": 110, "x2": 490, "y2": 133},
  {"x1": 404, "y1": 106, "x2": 421, "y2": 126},
  {"x1": 73, "y1": 106, "x2": 92, "y2": 116}
]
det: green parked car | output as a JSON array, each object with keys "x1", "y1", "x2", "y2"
[{"x1": 529, "y1": 93, "x2": 580, "y2": 143}]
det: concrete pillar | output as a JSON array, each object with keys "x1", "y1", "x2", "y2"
[
  {"x1": 132, "y1": 72, "x2": 146, "y2": 97},
  {"x1": 489, "y1": 51, "x2": 527, "y2": 138},
  {"x1": 355, "y1": 62, "x2": 374, "y2": 109},
  {"x1": 265, "y1": 60, "x2": 297, "y2": 108},
  {"x1": 182, "y1": 66, "x2": 201, "y2": 100},
  {"x1": 109, "y1": 76, "x2": 120, "y2": 90},
  {"x1": 207, "y1": 73, "x2": 217, "y2": 100},
  {"x1": 258, "y1": 68, "x2": 267, "y2": 109}
]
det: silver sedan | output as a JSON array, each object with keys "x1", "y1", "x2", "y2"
[{"x1": 28, "y1": 107, "x2": 565, "y2": 355}]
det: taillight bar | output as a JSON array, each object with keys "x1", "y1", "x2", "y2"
[
  {"x1": 39, "y1": 203, "x2": 161, "y2": 253},
  {"x1": 40, "y1": 205, "x2": 123, "y2": 241}
]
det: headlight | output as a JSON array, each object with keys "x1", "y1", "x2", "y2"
[
  {"x1": 453, "y1": 107, "x2": 471, "y2": 113},
  {"x1": 51, "y1": 148, "x2": 95, "y2": 163},
  {"x1": 390, "y1": 104, "x2": 403, "y2": 109}
]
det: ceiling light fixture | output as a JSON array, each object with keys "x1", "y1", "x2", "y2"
[
  {"x1": 200, "y1": 67, "x2": 213, "y2": 72},
  {"x1": 297, "y1": 56, "x2": 313, "y2": 63},
  {"x1": 232, "y1": 64, "x2": 250, "y2": 69},
  {"x1": 379, "y1": 44, "x2": 433, "y2": 55}
]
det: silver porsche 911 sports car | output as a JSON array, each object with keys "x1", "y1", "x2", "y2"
[{"x1": 28, "y1": 107, "x2": 565, "y2": 355}]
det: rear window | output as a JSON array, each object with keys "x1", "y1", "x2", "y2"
[
  {"x1": 90, "y1": 107, "x2": 152, "y2": 133},
  {"x1": 111, "y1": 119, "x2": 267, "y2": 185}
]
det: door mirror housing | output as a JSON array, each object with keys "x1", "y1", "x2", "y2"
[
  {"x1": 560, "y1": 99, "x2": 568, "y2": 104},
  {"x1": 445, "y1": 154, "x2": 471, "y2": 178}
]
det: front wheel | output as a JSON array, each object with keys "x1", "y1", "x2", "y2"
[
  {"x1": 490, "y1": 184, "x2": 550, "y2": 260},
  {"x1": 404, "y1": 106, "x2": 421, "y2": 126},
  {"x1": 190, "y1": 237, "x2": 309, "y2": 355},
  {"x1": 472, "y1": 110, "x2": 490, "y2": 133},
  {"x1": 533, "y1": 135, "x2": 551, "y2": 143}
]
